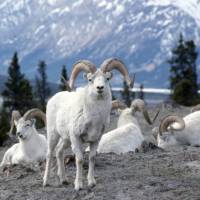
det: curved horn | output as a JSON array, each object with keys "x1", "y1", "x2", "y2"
[
  {"x1": 61, "y1": 75, "x2": 71, "y2": 92},
  {"x1": 100, "y1": 58, "x2": 134, "y2": 88},
  {"x1": 23, "y1": 108, "x2": 46, "y2": 126},
  {"x1": 159, "y1": 115, "x2": 185, "y2": 136},
  {"x1": 69, "y1": 60, "x2": 97, "y2": 89},
  {"x1": 131, "y1": 99, "x2": 159, "y2": 125},
  {"x1": 9, "y1": 110, "x2": 21, "y2": 136},
  {"x1": 191, "y1": 104, "x2": 200, "y2": 113},
  {"x1": 111, "y1": 100, "x2": 127, "y2": 110}
]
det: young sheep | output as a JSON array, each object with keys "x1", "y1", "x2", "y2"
[
  {"x1": 0, "y1": 109, "x2": 47, "y2": 168},
  {"x1": 97, "y1": 99, "x2": 159, "y2": 154},
  {"x1": 155, "y1": 108, "x2": 200, "y2": 149},
  {"x1": 43, "y1": 58, "x2": 133, "y2": 190}
]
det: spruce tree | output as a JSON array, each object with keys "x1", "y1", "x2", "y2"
[
  {"x1": 121, "y1": 81, "x2": 132, "y2": 106},
  {"x1": 169, "y1": 34, "x2": 199, "y2": 106},
  {"x1": 139, "y1": 84, "x2": 144, "y2": 100},
  {"x1": 2, "y1": 52, "x2": 34, "y2": 113},
  {"x1": 59, "y1": 65, "x2": 70, "y2": 91},
  {"x1": 0, "y1": 109, "x2": 9, "y2": 145},
  {"x1": 35, "y1": 60, "x2": 51, "y2": 111}
]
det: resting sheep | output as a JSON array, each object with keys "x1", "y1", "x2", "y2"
[
  {"x1": 154, "y1": 107, "x2": 200, "y2": 149},
  {"x1": 0, "y1": 109, "x2": 47, "y2": 168},
  {"x1": 97, "y1": 99, "x2": 159, "y2": 154},
  {"x1": 43, "y1": 58, "x2": 133, "y2": 190}
]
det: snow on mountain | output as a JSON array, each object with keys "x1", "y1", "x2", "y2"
[{"x1": 0, "y1": 0, "x2": 200, "y2": 87}]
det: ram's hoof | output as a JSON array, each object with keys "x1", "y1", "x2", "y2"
[
  {"x1": 88, "y1": 179, "x2": 96, "y2": 188},
  {"x1": 62, "y1": 180, "x2": 69, "y2": 185},
  {"x1": 74, "y1": 181, "x2": 83, "y2": 191}
]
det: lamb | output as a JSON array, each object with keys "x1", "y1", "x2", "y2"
[
  {"x1": 0, "y1": 109, "x2": 47, "y2": 168},
  {"x1": 97, "y1": 99, "x2": 159, "y2": 154},
  {"x1": 154, "y1": 107, "x2": 200, "y2": 149},
  {"x1": 43, "y1": 58, "x2": 133, "y2": 190}
]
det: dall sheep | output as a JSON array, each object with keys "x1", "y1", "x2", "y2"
[
  {"x1": 43, "y1": 58, "x2": 133, "y2": 190},
  {"x1": 154, "y1": 107, "x2": 200, "y2": 149},
  {"x1": 97, "y1": 99, "x2": 159, "y2": 154},
  {"x1": 0, "y1": 109, "x2": 47, "y2": 168}
]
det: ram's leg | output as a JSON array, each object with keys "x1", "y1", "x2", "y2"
[
  {"x1": 56, "y1": 139, "x2": 70, "y2": 185},
  {"x1": 87, "y1": 142, "x2": 98, "y2": 187},
  {"x1": 71, "y1": 136, "x2": 84, "y2": 191},
  {"x1": 43, "y1": 132, "x2": 59, "y2": 187}
]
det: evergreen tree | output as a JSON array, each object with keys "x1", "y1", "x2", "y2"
[
  {"x1": 20, "y1": 79, "x2": 34, "y2": 111},
  {"x1": 169, "y1": 34, "x2": 199, "y2": 105},
  {"x1": 0, "y1": 108, "x2": 9, "y2": 145},
  {"x1": 59, "y1": 65, "x2": 70, "y2": 91},
  {"x1": 139, "y1": 84, "x2": 144, "y2": 100},
  {"x1": 2, "y1": 52, "x2": 34, "y2": 113},
  {"x1": 121, "y1": 81, "x2": 133, "y2": 106},
  {"x1": 35, "y1": 60, "x2": 51, "y2": 111}
]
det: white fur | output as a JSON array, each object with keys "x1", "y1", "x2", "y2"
[
  {"x1": 157, "y1": 111, "x2": 200, "y2": 149},
  {"x1": 43, "y1": 70, "x2": 112, "y2": 190},
  {"x1": 0, "y1": 118, "x2": 47, "y2": 168},
  {"x1": 97, "y1": 107, "x2": 145, "y2": 154}
]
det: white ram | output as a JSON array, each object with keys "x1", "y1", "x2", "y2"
[
  {"x1": 154, "y1": 108, "x2": 200, "y2": 149},
  {"x1": 97, "y1": 99, "x2": 159, "y2": 154},
  {"x1": 43, "y1": 58, "x2": 133, "y2": 190},
  {"x1": 0, "y1": 109, "x2": 47, "y2": 168}
]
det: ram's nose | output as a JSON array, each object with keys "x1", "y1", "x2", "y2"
[
  {"x1": 16, "y1": 132, "x2": 23, "y2": 138},
  {"x1": 96, "y1": 86, "x2": 104, "y2": 93}
]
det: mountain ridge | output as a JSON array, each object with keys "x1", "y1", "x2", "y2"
[{"x1": 0, "y1": 0, "x2": 200, "y2": 87}]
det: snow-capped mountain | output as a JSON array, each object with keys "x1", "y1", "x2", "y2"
[{"x1": 0, "y1": 0, "x2": 200, "y2": 88}]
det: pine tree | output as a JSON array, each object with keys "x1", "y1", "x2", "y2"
[
  {"x1": 0, "y1": 108, "x2": 9, "y2": 145},
  {"x1": 139, "y1": 84, "x2": 144, "y2": 100},
  {"x1": 59, "y1": 65, "x2": 70, "y2": 91},
  {"x1": 20, "y1": 79, "x2": 34, "y2": 111},
  {"x1": 169, "y1": 34, "x2": 199, "y2": 106},
  {"x1": 121, "y1": 81, "x2": 133, "y2": 106},
  {"x1": 35, "y1": 60, "x2": 51, "y2": 111},
  {"x1": 2, "y1": 52, "x2": 34, "y2": 113}
]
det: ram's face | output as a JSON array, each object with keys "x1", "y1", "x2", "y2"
[
  {"x1": 87, "y1": 70, "x2": 112, "y2": 99},
  {"x1": 15, "y1": 118, "x2": 35, "y2": 140},
  {"x1": 157, "y1": 131, "x2": 177, "y2": 149}
]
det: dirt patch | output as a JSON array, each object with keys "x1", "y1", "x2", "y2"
[{"x1": 1, "y1": 105, "x2": 200, "y2": 200}]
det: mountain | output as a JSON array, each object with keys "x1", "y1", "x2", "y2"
[{"x1": 0, "y1": 0, "x2": 200, "y2": 88}]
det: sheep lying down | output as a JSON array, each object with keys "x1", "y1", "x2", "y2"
[
  {"x1": 155, "y1": 106, "x2": 200, "y2": 149},
  {"x1": 86, "y1": 99, "x2": 159, "y2": 154},
  {"x1": 97, "y1": 123, "x2": 144, "y2": 154},
  {"x1": 0, "y1": 109, "x2": 47, "y2": 170}
]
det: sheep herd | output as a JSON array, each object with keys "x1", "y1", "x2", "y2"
[{"x1": 1, "y1": 58, "x2": 200, "y2": 192}]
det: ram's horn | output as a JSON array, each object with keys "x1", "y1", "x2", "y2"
[
  {"x1": 159, "y1": 115, "x2": 185, "y2": 136},
  {"x1": 191, "y1": 104, "x2": 200, "y2": 113},
  {"x1": 69, "y1": 60, "x2": 97, "y2": 89},
  {"x1": 111, "y1": 100, "x2": 127, "y2": 110},
  {"x1": 100, "y1": 58, "x2": 134, "y2": 88},
  {"x1": 61, "y1": 75, "x2": 71, "y2": 91},
  {"x1": 131, "y1": 99, "x2": 160, "y2": 125},
  {"x1": 9, "y1": 110, "x2": 21, "y2": 136},
  {"x1": 23, "y1": 108, "x2": 46, "y2": 126}
]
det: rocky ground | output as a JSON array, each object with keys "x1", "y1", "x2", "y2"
[{"x1": 1, "y1": 104, "x2": 200, "y2": 200}]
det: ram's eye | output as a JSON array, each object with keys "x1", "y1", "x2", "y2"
[
  {"x1": 25, "y1": 124, "x2": 30, "y2": 127},
  {"x1": 88, "y1": 79, "x2": 92, "y2": 82}
]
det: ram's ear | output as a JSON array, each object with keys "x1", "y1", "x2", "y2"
[
  {"x1": 14, "y1": 120, "x2": 18, "y2": 126},
  {"x1": 117, "y1": 109, "x2": 123, "y2": 115},
  {"x1": 152, "y1": 127, "x2": 159, "y2": 139},
  {"x1": 83, "y1": 73, "x2": 88, "y2": 80},
  {"x1": 87, "y1": 73, "x2": 94, "y2": 82},
  {"x1": 30, "y1": 119, "x2": 36, "y2": 126},
  {"x1": 105, "y1": 72, "x2": 113, "y2": 80}
]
